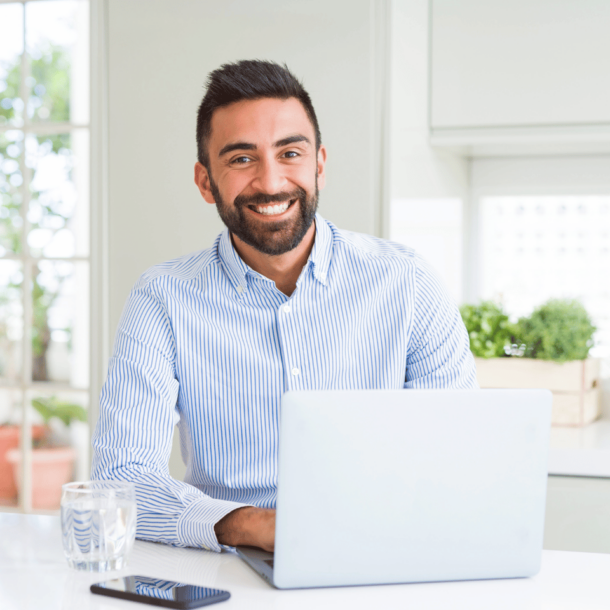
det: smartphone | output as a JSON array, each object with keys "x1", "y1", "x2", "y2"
[{"x1": 90, "y1": 576, "x2": 230, "y2": 609}]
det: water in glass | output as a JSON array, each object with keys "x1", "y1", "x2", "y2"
[{"x1": 61, "y1": 481, "x2": 136, "y2": 571}]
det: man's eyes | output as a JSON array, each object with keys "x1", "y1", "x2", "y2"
[
  {"x1": 231, "y1": 156, "x2": 252, "y2": 165},
  {"x1": 229, "y1": 151, "x2": 300, "y2": 165}
]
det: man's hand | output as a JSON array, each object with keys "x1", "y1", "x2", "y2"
[{"x1": 214, "y1": 507, "x2": 276, "y2": 552}]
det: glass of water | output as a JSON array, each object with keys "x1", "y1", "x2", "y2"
[{"x1": 61, "y1": 480, "x2": 137, "y2": 571}]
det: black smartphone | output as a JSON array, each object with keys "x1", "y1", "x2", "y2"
[{"x1": 90, "y1": 576, "x2": 230, "y2": 609}]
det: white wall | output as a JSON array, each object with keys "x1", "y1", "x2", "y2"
[
  {"x1": 104, "y1": 0, "x2": 386, "y2": 345},
  {"x1": 389, "y1": 0, "x2": 469, "y2": 203},
  {"x1": 96, "y1": 0, "x2": 388, "y2": 476},
  {"x1": 388, "y1": 0, "x2": 470, "y2": 301}
]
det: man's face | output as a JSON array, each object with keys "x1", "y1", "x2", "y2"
[{"x1": 195, "y1": 97, "x2": 326, "y2": 256}]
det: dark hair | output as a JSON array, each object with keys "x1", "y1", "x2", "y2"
[{"x1": 196, "y1": 60, "x2": 321, "y2": 168}]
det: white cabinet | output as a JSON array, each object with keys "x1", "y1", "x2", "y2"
[
  {"x1": 430, "y1": 0, "x2": 610, "y2": 131},
  {"x1": 545, "y1": 476, "x2": 610, "y2": 554}
]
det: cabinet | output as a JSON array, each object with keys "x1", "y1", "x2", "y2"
[
  {"x1": 545, "y1": 476, "x2": 610, "y2": 554},
  {"x1": 430, "y1": 0, "x2": 610, "y2": 136}
]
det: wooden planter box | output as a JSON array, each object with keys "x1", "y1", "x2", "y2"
[{"x1": 474, "y1": 358, "x2": 601, "y2": 427}]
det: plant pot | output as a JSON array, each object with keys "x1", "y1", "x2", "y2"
[
  {"x1": 475, "y1": 357, "x2": 601, "y2": 427},
  {"x1": 6, "y1": 446, "x2": 76, "y2": 509},
  {"x1": 0, "y1": 425, "x2": 46, "y2": 501}
]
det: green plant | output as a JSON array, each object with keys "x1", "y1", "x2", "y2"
[
  {"x1": 460, "y1": 301, "x2": 513, "y2": 358},
  {"x1": 31, "y1": 397, "x2": 87, "y2": 448},
  {"x1": 514, "y1": 299, "x2": 596, "y2": 362}
]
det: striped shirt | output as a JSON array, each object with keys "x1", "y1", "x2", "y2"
[{"x1": 91, "y1": 214, "x2": 477, "y2": 552}]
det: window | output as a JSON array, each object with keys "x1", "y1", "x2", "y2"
[
  {"x1": 479, "y1": 195, "x2": 610, "y2": 358},
  {"x1": 0, "y1": 0, "x2": 89, "y2": 512}
]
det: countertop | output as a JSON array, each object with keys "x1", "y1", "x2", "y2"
[{"x1": 2, "y1": 513, "x2": 610, "y2": 609}]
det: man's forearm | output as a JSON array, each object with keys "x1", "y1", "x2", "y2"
[{"x1": 214, "y1": 506, "x2": 276, "y2": 552}]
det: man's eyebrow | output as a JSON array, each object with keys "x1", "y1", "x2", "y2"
[
  {"x1": 218, "y1": 135, "x2": 311, "y2": 158},
  {"x1": 274, "y1": 135, "x2": 310, "y2": 147},
  {"x1": 218, "y1": 141, "x2": 257, "y2": 157}
]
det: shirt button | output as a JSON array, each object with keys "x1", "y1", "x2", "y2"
[
  {"x1": 236, "y1": 286, "x2": 244, "y2": 294},
  {"x1": 282, "y1": 304, "x2": 291, "y2": 313},
  {"x1": 291, "y1": 367, "x2": 300, "y2": 376}
]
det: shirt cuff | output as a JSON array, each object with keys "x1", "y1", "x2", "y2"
[{"x1": 176, "y1": 498, "x2": 253, "y2": 552}]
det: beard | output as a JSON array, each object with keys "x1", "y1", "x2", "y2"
[{"x1": 209, "y1": 173, "x2": 319, "y2": 256}]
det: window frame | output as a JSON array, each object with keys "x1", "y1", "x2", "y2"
[
  {"x1": 0, "y1": 0, "x2": 95, "y2": 513},
  {"x1": 468, "y1": 155, "x2": 610, "y2": 475},
  {"x1": 467, "y1": 156, "x2": 610, "y2": 304}
]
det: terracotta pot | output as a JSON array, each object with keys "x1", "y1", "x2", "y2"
[
  {"x1": 6, "y1": 446, "x2": 76, "y2": 509},
  {"x1": 0, "y1": 426, "x2": 46, "y2": 500}
]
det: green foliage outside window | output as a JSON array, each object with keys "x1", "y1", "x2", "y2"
[
  {"x1": 30, "y1": 47, "x2": 71, "y2": 122},
  {"x1": 0, "y1": 43, "x2": 71, "y2": 125},
  {"x1": 1, "y1": 45, "x2": 72, "y2": 381}
]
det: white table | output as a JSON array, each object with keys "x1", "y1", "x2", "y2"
[{"x1": 1, "y1": 513, "x2": 609, "y2": 610}]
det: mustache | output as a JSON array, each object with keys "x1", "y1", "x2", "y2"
[{"x1": 234, "y1": 186, "x2": 307, "y2": 208}]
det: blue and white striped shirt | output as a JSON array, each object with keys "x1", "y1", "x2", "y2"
[{"x1": 92, "y1": 214, "x2": 477, "y2": 552}]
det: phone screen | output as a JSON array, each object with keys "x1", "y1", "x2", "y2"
[{"x1": 91, "y1": 576, "x2": 230, "y2": 609}]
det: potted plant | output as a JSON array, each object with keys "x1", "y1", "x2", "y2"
[
  {"x1": 459, "y1": 301, "x2": 514, "y2": 359},
  {"x1": 462, "y1": 299, "x2": 599, "y2": 427},
  {"x1": 6, "y1": 397, "x2": 87, "y2": 509},
  {"x1": 0, "y1": 422, "x2": 21, "y2": 502},
  {"x1": 0, "y1": 417, "x2": 45, "y2": 504}
]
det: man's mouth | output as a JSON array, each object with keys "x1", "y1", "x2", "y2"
[{"x1": 249, "y1": 199, "x2": 296, "y2": 216}]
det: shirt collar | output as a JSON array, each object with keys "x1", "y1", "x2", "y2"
[
  {"x1": 218, "y1": 228, "x2": 251, "y2": 294},
  {"x1": 309, "y1": 213, "x2": 332, "y2": 286},
  {"x1": 218, "y1": 212, "x2": 333, "y2": 294}
]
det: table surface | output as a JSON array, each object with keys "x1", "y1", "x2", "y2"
[{"x1": 2, "y1": 513, "x2": 610, "y2": 610}]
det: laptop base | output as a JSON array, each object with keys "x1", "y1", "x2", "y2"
[{"x1": 235, "y1": 546, "x2": 275, "y2": 587}]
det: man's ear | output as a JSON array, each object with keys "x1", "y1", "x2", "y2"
[
  {"x1": 316, "y1": 145, "x2": 327, "y2": 190},
  {"x1": 194, "y1": 162, "x2": 217, "y2": 204}
]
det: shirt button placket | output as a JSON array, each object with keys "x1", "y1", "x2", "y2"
[{"x1": 279, "y1": 301, "x2": 301, "y2": 388}]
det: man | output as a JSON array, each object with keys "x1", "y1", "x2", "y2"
[{"x1": 92, "y1": 60, "x2": 477, "y2": 555}]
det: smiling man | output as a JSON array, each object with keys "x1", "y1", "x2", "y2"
[
  {"x1": 194, "y1": 92, "x2": 324, "y2": 297},
  {"x1": 92, "y1": 60, "x2": 477, "y2": 555}
]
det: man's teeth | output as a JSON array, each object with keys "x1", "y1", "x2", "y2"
[{"x1": 255, "y1": 201, "x2": 291, "y2": 216}]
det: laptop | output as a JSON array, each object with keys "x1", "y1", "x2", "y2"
[{"x1": 237, "y1": 388, "x2": 552, "y2": 589}]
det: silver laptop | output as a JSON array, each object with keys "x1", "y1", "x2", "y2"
[{"x1": 237, "y1": 389, "x2": 552, "y2": 589}]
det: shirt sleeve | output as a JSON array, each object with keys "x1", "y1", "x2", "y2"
[
  {"x1": 405, "y1": 257, "x2": 478, "y2": 389},
  {"x1": 91, "y1": 281, "x2": 251, "y2": 552}
]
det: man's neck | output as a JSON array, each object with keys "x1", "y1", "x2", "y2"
[{"x1": 231, "y1": 222, "x2": 316, "y2": 297}]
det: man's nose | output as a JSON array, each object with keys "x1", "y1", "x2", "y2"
[{"x1": 251, "y1": 157, "x2": 287, "y2": 194}]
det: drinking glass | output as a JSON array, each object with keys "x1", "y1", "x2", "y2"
[{"x1": 61, "y1": 480, "x2": 137, "y2": 571}]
